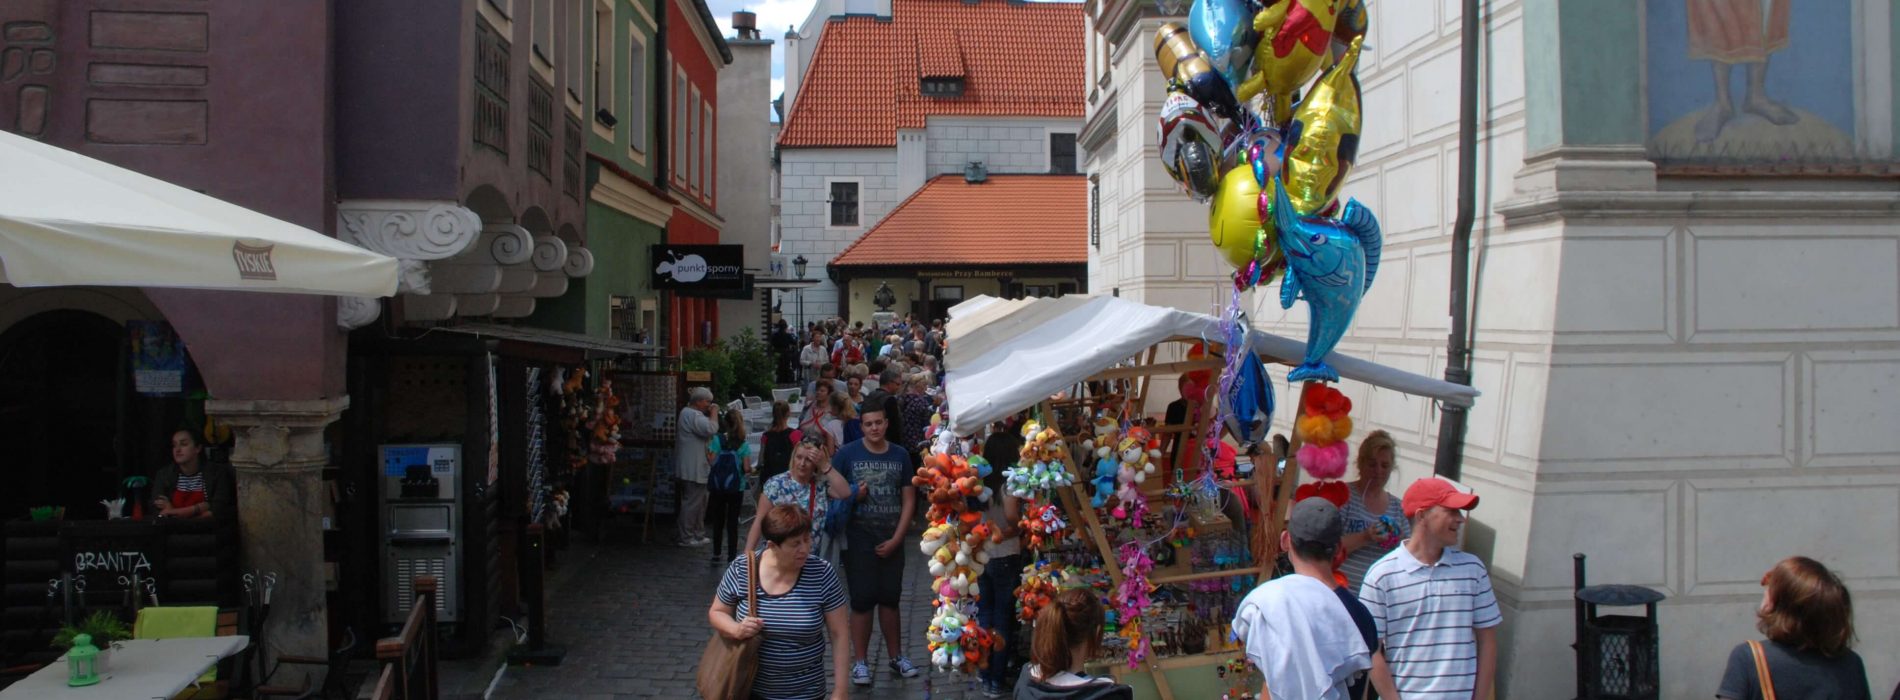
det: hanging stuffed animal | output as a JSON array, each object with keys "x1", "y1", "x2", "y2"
[{"x1": 1293, "y1": 384, "x2": 1353, "y2": 507}]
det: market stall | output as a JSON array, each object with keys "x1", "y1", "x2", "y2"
[{"x1": 928, "y1": 294, "x2": 1478, "y2": 699}]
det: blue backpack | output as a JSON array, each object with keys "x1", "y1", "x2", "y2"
[{"x1": 708, "y1": 443, "x2": 745, "y2": 494}]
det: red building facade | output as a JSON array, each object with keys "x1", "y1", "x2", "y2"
[{"x1": 662, "y1": 0, "x2": 727, "y2": 356}]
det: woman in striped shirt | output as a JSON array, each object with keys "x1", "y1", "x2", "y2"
[{"x1": 710, "y1": 504, "x2": 850, "y2": 700}]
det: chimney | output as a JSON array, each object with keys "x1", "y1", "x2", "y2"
[
  {"x1": 964, "y1": 161, "x2": 987, "y2": 184},
  {"x1": 732, "y1": 11, "x2": 758, "y2": 39}
]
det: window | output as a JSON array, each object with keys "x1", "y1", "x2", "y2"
[
  {"x1": 1050, "y1": 133, "x2": 1077, "y2": 174},
  {"x1": 1022, "y1": 284, "x2": 1058, "y2": 298},
  {"x1": 565, "y1": 1, "x2": 583, "y2": 102},
  {"x1": 531, "y1": 0, "x2": 553, "y2": 65},
  {"x1": 592, "y1": 2, "x2": 613, "y2": 131},
  {"x1": 627, "y1": 26, "x2": 647, "y2": 151},
  {"x1": 828, "y1": 181, "x2": 859, "y2": 227},
  {"x1": 920, "y1": 77, "x2": 964, "y2": 98},
  {"x1": 1089, "y1": 179, "x2": 1100, "y2": 248},
  {"x1": 702, "y1": 101, "x2": 714, "y2": 197},
  {"x1": 933, "y1": 285, "x2": 964, "y2": 301},
  {"x1": 674, "y1": 69, "x2": 688, "y2": 184},
  {"x1": 687, "y1": 84, "x2": 700, "y2": 193}
]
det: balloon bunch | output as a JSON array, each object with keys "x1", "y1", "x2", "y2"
[
  {"x1": 1112, "y1": 540, "x2": 1157, "y2": 668},
  {"x1": 1154, "y1": 0, "x2": 1384, "y2": 384},
  {"x1": 912, "y1": 451, "x2": 1002, "y2": 673},
  {"x1": 1293, "y1": 384, "x2": 1354, "y2": 507}
]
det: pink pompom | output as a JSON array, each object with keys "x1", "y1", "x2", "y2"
[{"x1": 1298, "y1": 442, "x2": 1349, "y2": 480}]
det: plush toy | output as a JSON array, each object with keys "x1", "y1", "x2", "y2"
[
  {"x1": 1113, "y1": 540, "x2": 1157, "y2": 668},
  {"x1": 1293, "y1": 384, "x2": 1354, "y2": 507},
  {"x1": 1020, "y1": 502, "x2": 1070, "y2": 551},
  {"x1": 1091, "y1": 455, "x2": 1119, "y2": 508}
]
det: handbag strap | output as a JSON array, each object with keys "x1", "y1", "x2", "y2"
[
  {"x1": 744, "y1": 550, "x2": 758, "y2": 621},
  {"x1": 1749, "y1": 640, "x2": 1777, "y2": 700}
]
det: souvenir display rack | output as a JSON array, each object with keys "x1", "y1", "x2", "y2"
[{"x1": 1015, "y1": 340, "x2": 1315, "y2": 700}]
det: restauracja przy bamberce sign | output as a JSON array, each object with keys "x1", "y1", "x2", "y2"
[{"x1": 651, "y1": 245, "x2": 751, "y2": 299}]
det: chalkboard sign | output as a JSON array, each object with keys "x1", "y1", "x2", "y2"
[{"x1": 61, "y1": 521, "x2": 162, "y2": 596}]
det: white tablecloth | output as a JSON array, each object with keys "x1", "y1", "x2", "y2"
[{"x1": 1, "y1": 636, "x2": 249, "y2": 699}]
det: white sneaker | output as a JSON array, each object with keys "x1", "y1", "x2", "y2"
[{"x1": 851, "y1": 660, "x2": 872, "y2": 686}]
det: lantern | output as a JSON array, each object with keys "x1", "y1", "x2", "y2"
[{"x1": 66, "y1": 633, "x2": 101, "y2": 687}]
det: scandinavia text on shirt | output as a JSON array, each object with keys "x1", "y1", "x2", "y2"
[
  {"x1": 716, "y1": 555, "x2": 848, "y2": 700},
  {"x1": 1357, "y1": 545, "x2": 1502, "y2": 700}
]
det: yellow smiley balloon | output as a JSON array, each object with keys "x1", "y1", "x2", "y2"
[
  {"x1": 1281, "y1": 36, "x2": 1363, "y2": 216},
  {"x1": 1208, "y1": 166, "x2": 1272, "y2": 270}
]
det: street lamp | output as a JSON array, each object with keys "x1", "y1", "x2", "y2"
[{"x1": 791, "y1": 255, "x2": 809, "y2": 330}]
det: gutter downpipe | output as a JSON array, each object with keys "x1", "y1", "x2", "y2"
[{"x1": 1432, "y1": 0, "x2": 1480, "y2": 481}]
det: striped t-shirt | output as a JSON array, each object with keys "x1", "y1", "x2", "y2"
[
  {"x1": 715, "y1": 554, "x2": 847, "y2": 700},
  {"x1": 1357, "y1": 545, "x2": 1502, "y2": 700},
  {"x1": 1340, "y1": 485, "x2": 1409, "y2": 591}
]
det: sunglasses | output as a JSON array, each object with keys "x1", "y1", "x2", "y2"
[{"x1": 799, "y1": 432, "x2": 831, "y2": 446}]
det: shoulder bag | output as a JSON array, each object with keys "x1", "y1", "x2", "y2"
[
  {"x1": 696, "y1": 551, "x2": 762, "y2": 700},
  {"x1": 1748, "y1": 639, "x2": 1778, "y2": 700}
]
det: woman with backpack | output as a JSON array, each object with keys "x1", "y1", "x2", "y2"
[
  {"x1": 706, "y1": 407, "x2": 753, "y2": 566},
  {"x1": 759, "y1": 401, "x2": 798, "y2": 488}
]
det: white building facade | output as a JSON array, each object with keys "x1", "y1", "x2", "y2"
[
  {"x1": 774, "y1": 0, "x2": 1086, "y2": 327},
  {"x1": 1085, "y1": 0, "x2": 1900, "y2": 696}
]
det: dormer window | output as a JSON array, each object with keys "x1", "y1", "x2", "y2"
[{"x1": 921, "y1": 77, "x2": 965, "y2": 98}]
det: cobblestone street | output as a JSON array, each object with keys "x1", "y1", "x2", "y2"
[{"x1": 493, "y1": 531, "x2": 995, "y2": 700}]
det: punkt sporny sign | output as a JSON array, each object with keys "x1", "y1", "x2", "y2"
[{"x1": 651, "y1": 244, "x2": 744, "y2": 290}]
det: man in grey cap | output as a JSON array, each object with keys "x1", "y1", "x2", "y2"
[
  {"x1": 1232, "y1": 497, "x2": 1399, "y2": 700},
  {"x1": 674, "y1": 386, "x2": 717, "y2": 546}
]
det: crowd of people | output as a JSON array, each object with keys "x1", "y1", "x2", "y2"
[{"x1": 686, "y1": 316, "x2": 1877, "y2": 700}]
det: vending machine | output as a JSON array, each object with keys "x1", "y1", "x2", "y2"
[{"x1": 379, "y1": 443, "x2": 460, "y2": 624}]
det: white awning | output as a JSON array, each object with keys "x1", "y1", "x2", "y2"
[
  {"x1": 943, "y1": 294, "x2": 1481, "y2": 434},
  {"x1": 0, "y1": 131, "x2": 399, "y2": 297}
]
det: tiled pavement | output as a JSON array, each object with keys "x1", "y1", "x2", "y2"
[{"x1": 492, "y1": 532, "x2": 997, "y2": 700}]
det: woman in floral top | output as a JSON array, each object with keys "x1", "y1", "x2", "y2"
[{"x1": 745, "y1": 431, "x2": 860, "y2": 556}]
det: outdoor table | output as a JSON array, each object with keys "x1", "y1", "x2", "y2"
[{"x1": 0, "y1": 636, "x2": 249, "y2": 699}]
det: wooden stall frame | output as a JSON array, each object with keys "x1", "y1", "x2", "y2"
[{"x1": 1024, "y1": 344, "x2": 1313, "y2": 700}]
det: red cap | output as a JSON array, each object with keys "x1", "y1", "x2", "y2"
[{"x1": 1402, "y1": 476, "x2": 1479, "y2": 518}]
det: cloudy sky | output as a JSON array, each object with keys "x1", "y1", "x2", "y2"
[{"x1": 707, "y1": 0, "x2": 815, "y2": 121}]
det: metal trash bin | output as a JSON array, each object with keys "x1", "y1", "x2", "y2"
[{"x1": 1573, "y1": 553, "x2": 1665, "y2": 700}]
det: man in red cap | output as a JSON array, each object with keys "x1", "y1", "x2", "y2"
[{"x1": 1357, "y1": 476, "x2": 1500, "y2": 700}]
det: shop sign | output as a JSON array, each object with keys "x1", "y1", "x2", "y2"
[
  {"x1": 916, "y1": 269, "x2": 1011, "y2": 278},
  {"x1": 232, "y1": 240, "x2": 277, "y2": 281},
  {"x1": 651, "y1": 244, "x2": 744, "y2": 290},
  {"x1": 128, "y1": 321, "x2": 187, "y2": 396}
]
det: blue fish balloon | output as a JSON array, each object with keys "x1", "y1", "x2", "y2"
[
  {"x1": 1188, "y1": 0, "x2": 1257, "y2": 90},
  {"x1": 1270, "y1": 177, "x2": 1383, "y2": 383}
]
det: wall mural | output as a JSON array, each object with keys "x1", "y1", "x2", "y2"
[{"x1": 1646, "y1": 0, "x2": 1892, "y2": 173}]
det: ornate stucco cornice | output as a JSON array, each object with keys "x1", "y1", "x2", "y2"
[{"x1": 338, "y1": 200, "x2": 484, "y2": 261}]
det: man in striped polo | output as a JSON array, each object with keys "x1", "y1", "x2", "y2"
[{"x1": 1359, "y1": 476, "x2": 1501, "y2": 700}]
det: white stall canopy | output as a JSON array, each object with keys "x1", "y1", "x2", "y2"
[
  {"x1": 0, "y1": 131, "x2": 399, "y2": 297},
  {"x1": 943, "y1": 294, "x2": 1481, "y2": 434}
]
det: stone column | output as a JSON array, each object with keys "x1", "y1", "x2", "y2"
[{"x1": 206, "y1": 397, "x2": 349, "y2": 662}]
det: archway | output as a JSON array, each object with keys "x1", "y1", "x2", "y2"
[{"x1": 0, "y1": 310, "x2": 182, "y2": 520}]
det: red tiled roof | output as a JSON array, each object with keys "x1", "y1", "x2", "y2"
[
  {"x1": 829, "y1": 174, "x2": 1087, "y2": 266},
  {"x1": 778, "y1": 0, "x2": 1085, "y2": 148}
]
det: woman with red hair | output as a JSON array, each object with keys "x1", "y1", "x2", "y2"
[{"x1": 1717, "y1": 556, "x2": 1871, "y2": 699}]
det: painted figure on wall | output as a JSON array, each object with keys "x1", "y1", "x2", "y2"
[
  {"x1": 1687, "y1": 0, "x2": 1797, "y2": 142},
  {"x1": 1646, "y1": 0, "x2": 1876, "y2": 170}
]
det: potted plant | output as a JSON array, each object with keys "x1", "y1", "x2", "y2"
[{"x1": 53, "y1": 611, "x2": 131, "y2": 672}]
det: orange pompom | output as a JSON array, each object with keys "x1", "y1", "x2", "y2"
[
  {"x1": 1297, "y1": 414, "x2": 1334, "y2": 444},
  {"x1": 1330, "y1": 415, "x2": 1353, "y2": 442}
]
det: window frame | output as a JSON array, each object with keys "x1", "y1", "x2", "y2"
[
  {"x1": 591, "y1": 0, "x2": 615, "y2": 140},
  {"x1": 825, "y1": 177, "x2": 863, "y2": 229},
  {"x1": 565, "y1": 1, "x2": 584, "y2": 109},
  {"x1": 626, "y1": 19, "x2": 650, "y2": 157},
  {"x1": 701, "y1": 100, "x2": 714, "y2": 199},
  {"x1": 528, "y1": 0, "x2": 555, "y2": 82}
]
